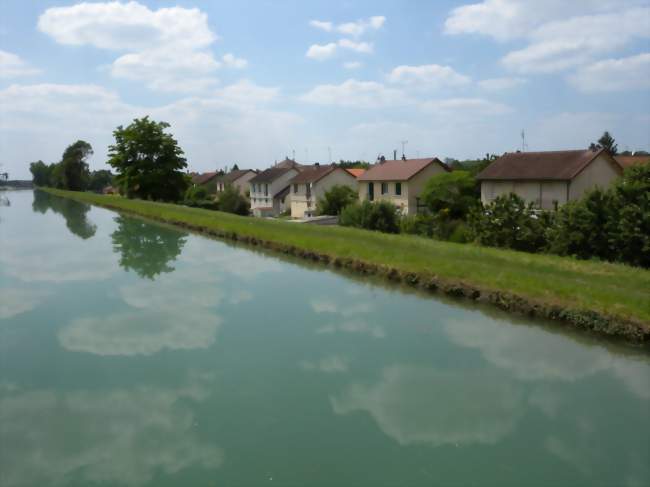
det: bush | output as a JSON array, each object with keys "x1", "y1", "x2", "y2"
[
  {"x1": 183, "y1": 185, "x2": 218, "y2": 210},
  {"x1": 546, "y1": 188, "x2": 615, "y2": 260},
  {"x1": 469, "y1": 193, "x2": 550, "y2": 252},
  {"x1": 420, "y1": 170, "x2": 479, "y2": 219},
  {"x1": 317, "y1": 185, "x2": 357, "y2": 215},
  {"x1": 400, "y1": 214, "x2": 435, "y2": 236},
  {"x1": 340, "y1": 200, "x2": 400, "y2": 233},
  {"x1": 216, "y1": 184, "x2": 250, "y2": 215}
]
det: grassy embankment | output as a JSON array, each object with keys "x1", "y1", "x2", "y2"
[{"x1": 43, "y1": 188, "x2": 650, "y2": 342}]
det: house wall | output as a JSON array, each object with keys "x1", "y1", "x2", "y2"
[
  {"x1": 291, "y1": 169, "x2": 357, "y2": 218},
  {"x1": 406, "y1": 163, "x2": 448, "y2": 215},
  {"x1": 232, "y1": 171, "x2": 257, "y2": 196},
  {"x1": 250, "y1": 168, "x2": 298, "y2": 216},
  {"x1": 480, "y1": 154, "x2": 621, "y2": 209},
  {"x1": 358, "y1": 163, "x2": 446, "y2": 215},
  {"x1": 569, "y1": 154, "x2": 621, "y2": 200},
  {"x1": 481, "y1": 180, "x2": 569, "y2": 209}
]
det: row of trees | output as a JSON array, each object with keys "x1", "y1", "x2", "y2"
[
  {"x1": 30, "y1": 117, "x2": 190, "y2": 202},
  {"x1": 29, "y1": 141, "x2": 113, "y2": 192}
]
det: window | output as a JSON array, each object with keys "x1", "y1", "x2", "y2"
[
  {"x1": 306, "y1": 183, "x2": 311, "y2": 198},
  {"x1": 368, "y1": 182, "x2": 374, "y2": 201},
  {"x1": 381, "y1": 182, "x2": 388, "y2": 195},
  {"x1": 395, "y1": 182, "x2": 401, "y2": 195},
  {"x1": 293, "y1": 184, "x2": 298, "y2": 193},
  {"x1": 264, "y1": 184, "x2": 268, "y2": 196}
]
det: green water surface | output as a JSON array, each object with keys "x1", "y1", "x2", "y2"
[{"x1": 0, "y1": 190, "x2": 648, "y2": 487}]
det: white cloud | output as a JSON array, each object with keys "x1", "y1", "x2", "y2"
[
  {"x1": 0, "y1": 50, "x2": 41, "y2": 78},
  {"x1": 478, "y1": 77, "x2": 526, "y2": 91},
  {"x1": 300, "y1": 355, "x2": 350, "y2": 373},
  {"x1": 0, "y1": 288, "x2": 50, "y2": 319},
  {"x1": 501, "y1": 7, "x2": 650, "y2": 73},
  {"x1": 444, "y1": 0, "x2": 627, "y2": 42},
  {"x1": 0, "y1": 376, "x2": 223, "y2": 486},
  {"x1": 300, "y1": 79, "x2": 409, "y2": 108},
  {"x1": 445, "y1": 2, "x2": 650, "y2": 75},
  {"x1": 338, "y1": 39, "x2": 373, "y2": 54},
  {"x1": 222, "y1": 52, "x2": 248, "y2": 69},
  {"x1": 309, "y1": 20, "x2": 333, "y2": 32},
  {"x1": 343, "y1": 61, "x2": 362, "y2": 70},
  {"x1": 37, "y1": 2, "x2": 215, "y2": 50},
  {"x1": 0, "y1": 81, "x2": 302, "y2": 177},
  {"x1": 111, "y1": 48, "x2": 220, "y2": 92},
  {"x1": 306, "y1": 40, "x2": 373, "y2": 60},
  {"x1": 569, "y1": 53, "x2": 650, "y2": 92},
  {"x1": 338, "y1": 15, "x2": 386, "y2": 37},
  {"x1": 422, "y1": 97, "x2": 512, "y2": 115},
  {"x1": 331, "y1": 365, "x2": 523, "y2": 446},
  {"x1": 38, "y1": 2, "x2": 222, "y2": 93},
  {"x1": 306, "y1": 42, "x2": 338, "y2": 60},
  {"x1": 387, "y1": 64, "x2": 470, "y2": 88}
]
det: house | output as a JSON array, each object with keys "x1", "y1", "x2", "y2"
[
  {"x1": 249, "y1": 159, "x2": 302, "y2": 217},
  {"x1": 357, "y1": 157, "x2": 450, "y2": 215},
  {"x1": 477, "y1": 148, "x2": 622, "y2": 209},
  {"x1": 289, "y1": 163, "x2": 358, "y2": 218},
  {"x1": 345, "y1": 168, "x2": 366, "y2": 178},
  {"x1": 614, "y1": 155, "x2": 650, "y2": 169},
  {"x1": 190, "y1": 172, "x2": 222, "y2": 193},
  {"x1": 214, "y1": 169, "x2": 258, "y2": 196}
]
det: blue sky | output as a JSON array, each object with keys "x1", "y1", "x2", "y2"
[{"x1": 1, "y1": 0, "x2": 649, "y2": 178}]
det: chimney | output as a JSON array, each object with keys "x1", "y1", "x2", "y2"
[
  {"x1": 315, "y1": 162, "x2": 320, "y2": 167},
  {"x1": 379, "y1": 155, "x2": 386, "y2": 164},
  {"x1": 401, "y1": 154, "x2": 406, "y2": 161},
  {"x1": 393, "y1": 149, "x2": 397, "y2": 160}
]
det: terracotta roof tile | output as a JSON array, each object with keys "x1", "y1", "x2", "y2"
[
  {"x1": 477, "y1": 149, "x2": 620, "y2": 181},
  {"x1": 357, "y1": 158, "x2": 448, "y2": 182},
  {"x1": 289, "y1": 164, "x2": 338, "y2": 184},
  {"x1": 614, "y1": 155, "x2": 650, "y2": 169},
  {"x1": 345, "y1": 168, "x2": 366, "y2": 178}
]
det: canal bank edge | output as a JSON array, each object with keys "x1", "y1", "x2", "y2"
[{"x1": 41, "y1": 188, "x2": 650, "y2": 346}]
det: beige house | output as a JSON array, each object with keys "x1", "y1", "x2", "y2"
[
  {"x1": 289, "y1": 164, "x2": 358, "y2": 218},
  {"x1": 477, "y1": 149, "x2": 623, "y2": 209},
  {"x1": 357, "y1": 157, "x2": 450, "y2": 215},
  {"x1": 249, "y1": 159, "x2": 302, "y2": 217},
  {"x1": 215, "y1": 169, "x2": 258, "y2": 196}
]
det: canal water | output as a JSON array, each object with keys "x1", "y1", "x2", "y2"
[{"x1": 1, "y1": 190, "x2": 648, "y2": 487}]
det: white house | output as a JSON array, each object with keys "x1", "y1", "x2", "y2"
[
  {"x1": 357, "y1": 157, "x2": 450, "y2": 215},
  {"x1": 288, "y1": 164, "x2": 358, "y2": 218},
  {"x1": 248, "y1": 159, "x2": 302, "y2": 217},
  {"x1": 477, "y1": 149, "x2": 623, "y2": 209}
]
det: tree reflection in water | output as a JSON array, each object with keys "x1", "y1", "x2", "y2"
[
  {"x1": 32, "y1": 190, "x2": 97, "y2": 239},
  {"x1": 111, "y1": 215, "x2": 187, "y2": 279}
]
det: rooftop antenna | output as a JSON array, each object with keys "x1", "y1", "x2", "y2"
[
  {"x1": 520, "y1": 129, "x2": 528, "y2": 152},
  {"x1": 400, "y1": 140, "x2": 408, "y2": 158},
  {"x1": 327, "y1": 146, "x2": 332, "y2": 163},
  {"x1": 292, "y1": 149, "x2": 296, "y2": 160}
]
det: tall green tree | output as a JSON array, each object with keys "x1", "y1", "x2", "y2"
[
  {"x1": 421, "y1": 171, "x2": 478, "y2": 219},
  {"x1": 108, "y1": 117, "x2": 188, "y2": 201},
  {"x1": 29, "y1": 160, "x2": 55, "y2": 186},
  {"x1": 590, "y1": 131, "x2": 618, "y2": 154},
  {"x1": 88, "y1": 169, "x2": 114, "y2": 192},
  {"x1": 57, "y1": 140, "x2": 93, "y2": 190},
  {"x1": 317, "y1": 185, "x2": 357, "y2": 215}
]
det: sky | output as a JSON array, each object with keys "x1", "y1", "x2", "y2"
[{"x1": 1, "y1": 0, "x2": 649, "y2": 178}]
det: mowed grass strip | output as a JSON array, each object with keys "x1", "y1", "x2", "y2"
[{"x1": 44, "y1": 188, "x2": 650, "y2": 327}]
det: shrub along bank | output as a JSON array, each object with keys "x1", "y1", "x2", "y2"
[{"x1": 42, "y1": 188, "x2": 650, "y2": 343}]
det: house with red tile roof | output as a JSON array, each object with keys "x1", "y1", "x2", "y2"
[
  {"x1": 288, "y1": 163, "x2": 357, "y2": 218},
  {"x1": 477, "y1": 148, "x2": 622, "y2": 209},
  {"x1": 249, "y1": 159, "x2": 303, "y2": 217},
  {"x1": 614, "y1": 155, "x2": 650, "y2": 169},
  {"x1": 214, "y1": 169, "x2": 258, "y2": 196},
  {"x1": 357, "y1": 157, "x2": 449, "y2": 215}
]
